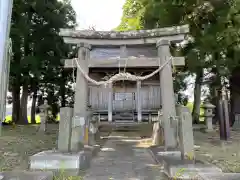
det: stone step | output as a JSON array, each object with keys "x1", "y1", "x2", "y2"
[
  {"x1": 114, "y1": 120, "x2": 135, "y2": 123},
  {"x1": 0, "y1": 171, "x2": 53, "y2": 180},
  {"x1": 197, "y1": 173, "x2": 240, "y2": 180},
  {"x1": 29, "y1": 148, "x2": 96, "y2": 176},
  {"x1": 150, "y1": 147, "x2": 223, "y2": 180}
]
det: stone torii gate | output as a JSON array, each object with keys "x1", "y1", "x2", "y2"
[
  {"x1": 60, "y1": 25, "x2": 189, "y2": 149},
  {"x1": 29, "y1": 25, "x2": 189, "y2": 176}
]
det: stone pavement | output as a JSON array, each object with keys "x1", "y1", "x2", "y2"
[{"x1": 83, "y1": 132, "x2": 165, "y2": 180}]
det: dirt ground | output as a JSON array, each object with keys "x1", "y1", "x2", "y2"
[
  {"x1": 0, "y1": 123, "x2": 153, "y2": 172},
  {"x1": 1, "y1": 123, "x2": 240, "y2": 174},
  {"x1": 194, "y1": 129, "x2": 240, "y2": 173},
  {"x1": 0, "y1": 124, "x2": 110, "y2": 171},
  {"x1": 136, "y1": 124, "x2": 240, "y2": 173}
]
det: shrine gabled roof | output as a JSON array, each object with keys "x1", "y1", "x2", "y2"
[{"x1": 59, "y1": 25, "x2": 189, "y2": 40}]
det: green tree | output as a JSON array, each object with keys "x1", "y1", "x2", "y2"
[
  {"x1": 117, "y1": 0, "x2": 240, "y2": 123},
  {"x1": 9, "y1": 0, "x2": 76, "y2": 124}
]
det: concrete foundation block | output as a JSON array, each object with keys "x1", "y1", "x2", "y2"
[
  {"x1": 163, "y1": 158, "x2": 222, "y2": 180},
  {"x1": 197, "y1": 173, "x2": 240, "y2": 180},
  {"x1": 29, "y1": 150, "x2": 91, "y2": 176},
  {"x1": 157, "y1": 150, "x2": 181, "y2": 159},
  {"x1": 150, "y1": 146, "x2": 181, "y2": 164},
  {"x1": 0, "y1": 171, "x2": 53, "y2": 180}
]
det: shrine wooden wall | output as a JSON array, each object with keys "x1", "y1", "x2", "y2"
[{"x1": 88, "y1": 82, "x2": 161, "y2": 111}]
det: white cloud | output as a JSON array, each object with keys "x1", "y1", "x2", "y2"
[{"x1": 71, "y1": 0, "x2": 125, "y2": 30}]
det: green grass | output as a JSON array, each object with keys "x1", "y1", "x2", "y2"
[
  {"x1": 3, "y1": 114, "x2": 60, "y2": 124},
  {"x1": 186, "y1": 102, "x2": 204, "y2": 122},
  {"x1": 3, "y1": 103, "x2": 204, "y2": 124}
]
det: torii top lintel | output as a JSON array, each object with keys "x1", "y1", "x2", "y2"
[{"x1": 59, "y1": 25, "x2": 189, "y2": 46}]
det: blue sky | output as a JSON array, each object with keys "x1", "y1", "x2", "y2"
[{"x1": 71, "y1": 0, "x2": 125, "y2": 30}]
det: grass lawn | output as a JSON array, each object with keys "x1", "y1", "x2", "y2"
[
  {"x1": 3, "y1": 114, "x2": 60, "y2": 124},
  {"x1": 0, "y1": 124, "x2": 110, "y2": 174},
  {"x1": 186, "y1": 102, "x2": 204, "y2": 121},
  {"x1": 3, "y1": 103, "x2": 204, "y2": 124}
]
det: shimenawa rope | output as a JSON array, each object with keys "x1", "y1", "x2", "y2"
[{"x1": 73, "y1": 56, "x2": 173, "y2": 86}]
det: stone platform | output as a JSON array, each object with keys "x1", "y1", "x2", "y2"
[
  {"x1": 29, "y1": 146, "x2": 99, "y2": 176},
  {"x1": 0, "y1": 171, "x2": 53, "y2": 180},
  {"x1": 149, "y1": 146, "x2": 181, "y2": 164},
  {"x1": 149, "y1": 146, "x2": 223, "y2": 179},
  {"x1": 163, "y1": 158, "x2": 222, "y2": 179}
]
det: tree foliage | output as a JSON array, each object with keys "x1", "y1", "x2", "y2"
[
  {"x1": 9, "y1": 0, "x2": 76, "y2": 123},
  {"x1": 117, "y1": 0, "x2": 240, "y2": 123},
  {"x1": 118, "y1": 0, "x2": 240, "y2": 74}
]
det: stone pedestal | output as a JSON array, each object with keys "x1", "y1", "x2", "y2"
[
  {"x1": 29, "y1": 109, "x2": 95, "y2": 175},
  {"x1": 57, "y1": 107, "x2": 73, "y2": 152},
  {"x1": 152, "y1": 122, "x2": 162, "y2": 146},
  {"x1": 89, "y1": 121, "x2": 98, "y2": 146},
  {"x1": 0, "y1": 171, "x2": 53, "y2": 180},
  {"x1": 29, "y1": 150, "x2": 90, "y2": 176},
  {"x1": 152, "y1": 112, "x2": 164, "y2": 146},
  {"x1": 164, "y1": 159, "x2": 222, "y2": 179},
  {"x1": 70, "y1": 115, "x2": 85, "y2": 152},
  {"x1": 205, "y1": 118, "x2": 214, "y2": 132},
  {"x1": 176, "y1": 105, "x2": 195, "y2": 160},
  {"x1": 29, "y1": 44, "x2": 94, "y2": 176}
]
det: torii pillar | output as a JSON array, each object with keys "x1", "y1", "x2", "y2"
[
  {"x1": 157, "y1": 39, "x2": 177, "y2": 149},
  {"x1": 70, "y1": 43, "x2": 91, "y2": 152}
]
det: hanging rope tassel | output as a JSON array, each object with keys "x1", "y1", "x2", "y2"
[{"x1": 172, "y1": 63, "x2": 176, "y2": 74}]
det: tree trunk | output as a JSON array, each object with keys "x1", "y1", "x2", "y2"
[
  {"x1": 229, "y1": 66, "x2": 240, "y2": 126},
  {"x1": 60, "y1": 69, "x2": 66, "y2": 107},
  {"x1": 10, "y1": 37, "x2": 22, "y2": 124},
  {"x1": 12, "y1": 80, "x2": 21, "y2": 123},
  {"x1": 31, "y1": 82, "x2": 37, "y2": 124},
  {"x1": 213, "y1": 73, "x2": 222, "y2": 125},
  {"x1": 192, "y1": 69, "x2": 203, "y2": 124},
  {"x1": 19, "y1": 83, "x2": 28, "y2": 124}
]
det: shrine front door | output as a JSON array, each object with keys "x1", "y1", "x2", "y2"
[{"x1": 113, "y1": 92, "x2": 136, "y2": 111}]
